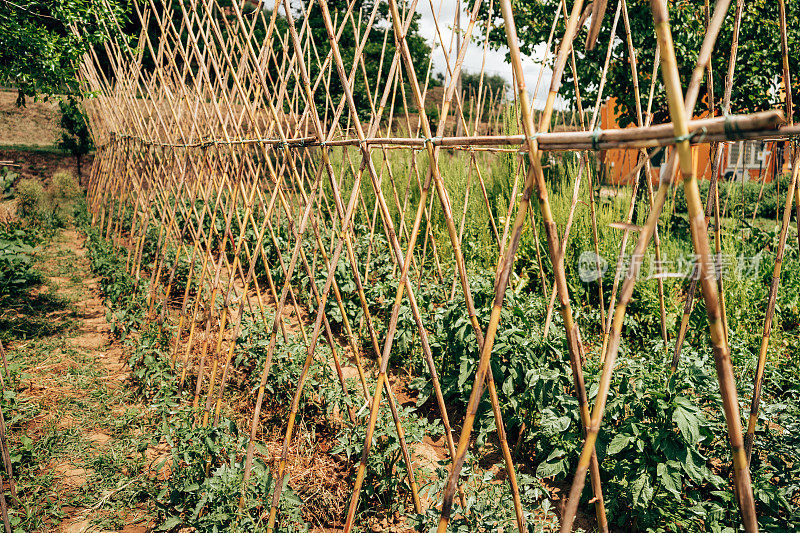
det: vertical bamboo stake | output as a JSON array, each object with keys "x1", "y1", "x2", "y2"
[
  {"x1": 744, "y1": 0, "x2": 798, "y2": 463},
  {"x1": 649, "y1": 4, "x2": 755, "y2": 528},
  {"x1": 745, "y1": 147, "x2": 799, "y2": 461},
  {"x1": 672, "y1": 0, "x2": 741, "y2": 372},
  {"x1": 0, "y1": 345, "x2": 16, "y2": 508},
  {"x1": 777, "y1": 0, "x2": 800, "y2": 256},
  {"x1": 560, "y1": 1, "x2": 757, "y2": 530},
  {"x1": 437, "y1": 0, "x2": 611, "y2": 531}
]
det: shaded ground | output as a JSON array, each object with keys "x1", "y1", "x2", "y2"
[{"x1": 0, "y1": 149, "x2": 90, "y2": 185}]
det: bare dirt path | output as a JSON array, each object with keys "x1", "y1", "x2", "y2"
[{"x1": 5, "y1": 228, "x2": 154, "y2": 532}]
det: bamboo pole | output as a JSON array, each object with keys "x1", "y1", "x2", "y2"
[
  {"x1": 649, "y1": 3, "x2": 755, "y2": 528},
  {"x1": 96, "y1": 114, "x2": 795, "y2": 151},
  {"x1": 744, "y1": 0, "x2": 798, "y2": 463},
  {"x1": 671, "y1": 0, "x2": 742, "y2": 373},
  {"x1": 745, "y1": 145, "x2": 800, "y2": 462},
  {"x1": 560, "y1": 1, "x2": 757, "y2": 530},
  {"x1": 437, "y1": 0, "x2": 612, "y2": 531}
]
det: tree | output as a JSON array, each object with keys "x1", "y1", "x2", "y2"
[
  {"x1": 226, "y1": 0, "x2": 432, "y2": 121},
  {"x1": 462, "y1": 71, "x2": 507, "y2": 97},
  {"x1": 478, "y1": 0, "x2": 800, "y2": 127},
  {"x1": 58, "y1": 96, "x2": 92, "y2": 180},
  {"x1": 303, "y1": 0, "x2": 432, "y2": 120},
  {"x1": 460, "y1": 71, "x2": 507, "y2": 121},
  {"x1": 0, "y1": 0, "x2": 130, "y2": 105}
]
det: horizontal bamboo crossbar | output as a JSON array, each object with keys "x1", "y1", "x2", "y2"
[{"x1": 97, "y1": 110, "x2": 794, "y2": 152}]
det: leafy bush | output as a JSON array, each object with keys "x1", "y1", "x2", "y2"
[
  {"x1": 333, "y1": 402, "x2": 442, "y2": 518},
  {"x1": 51, "y1": 171, "x2": 81, "y2": 200},
  {"x1": 14, "y1": 173, "x2": 83, "y2": 229},
  {"x1": 86, "y1": 228, "x2": 142, "y2": 337},
  {"x1": 0, "y1": 225, "x2": 41, "y2": 297},
  {"x1": 0, "y1": 168, "x2": 17, "y2": 199},
  {"x1": 157, "y1": 415, "x2": 306, "y2": 533},
  {"x1": 14, "y1": 179, "x2": 46, "y2": 222},
  {"x1": 235, "y1": 320, "x2": 348, "y2": 426},
  {"x1": 127, "y1": 325, "x2": 177, "y2": 408},
  {"x1": 408, "y1": 466, "x2": 558, "y2": 532}
]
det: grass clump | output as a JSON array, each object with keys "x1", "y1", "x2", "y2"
[
  {"x1": 14, "y1": 172, "x2": 84, "y2": 229},
  {"x1": 51, "y1": 171, "x2": 81, "y2": 199},
  {"x1": 14, "y1": 178, "x2": 47, "y2": 222}
]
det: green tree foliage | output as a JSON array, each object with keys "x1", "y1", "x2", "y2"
[
  {"x1": 461, "y1": 71, "x2": 507, "y2": 96},
  {"x1": 461, "y1": 71, "x2": 507, "y2": 120},
  {"x1": 58, "y1": 97, "x2": 93, "y2": 178},
  {"x1": 0, "y1": 0, "x2": 130, "y2": 103},
  {"x1": 226, "y1": 0, "x2": 431, "y2": 120},
  {"x1": 478, "y1": 0, "x2": 800, "y2": 126}
]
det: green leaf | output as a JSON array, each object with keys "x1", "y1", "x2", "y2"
[
  {"x1": 536, "y1": 458, "x2": 566, "y2": 479},
  {"x1": 157, "y1": 516, "x2": 183, "y2": 531},
  {"x1": 631, "y1": 468, "x2": 654, "y2": 508},
  {"x1": 606, "y1": 433, "x2": 632, "y2": 456},
  {"x1": 537, "y1": 449, "x2": 567, "y2": 478},
  {"x1": 681, "y1": 449, "x2": 708, "y2": 484},
  {"x1": 501, "y1": 377, "x2": 514, "y2": 396},
  {"x1": 672, "y1": 400, "x2": 702, "y2": 444},
  {"x1": 658, "y1": 463, "x2": 682, "y2": 498}
]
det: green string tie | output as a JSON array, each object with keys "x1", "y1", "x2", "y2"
[
  {"x1": 591, "y1": 127, "x2": 603, "y2": 151},
  {"x1": 674, "y1": 126, "x2": 708, "y2": 144},
  {"x1": 723, "y1": 115, "x2": 742, "y2": 140}
]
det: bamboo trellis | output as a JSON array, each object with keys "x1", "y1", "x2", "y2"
[{"x1": 74, "y1": 0, "x2": 800, "y2": 530}]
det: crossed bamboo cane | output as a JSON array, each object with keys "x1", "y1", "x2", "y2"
[{"x1": 73, "y1": 0, "x2": 800, "y2": 529}]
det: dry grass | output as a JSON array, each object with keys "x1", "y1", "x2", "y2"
[
  {"x1": 262, "y1": 438, "x2": 351, "y2": 527},
  {"x1": 0, "y1": 90, "x2": 60, "y2": 148}
]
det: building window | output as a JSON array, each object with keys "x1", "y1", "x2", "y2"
[{"x1": 726, "y1": 141, "x2": 767, "y2": 174}]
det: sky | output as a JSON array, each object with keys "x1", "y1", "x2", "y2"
[{"x1": 414, "y1": 0, "x2": 561, "y2": 109}]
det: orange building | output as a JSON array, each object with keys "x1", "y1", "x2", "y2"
[{"x1": 598, "y1": 98, "x2": 785, "y2": 186}]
